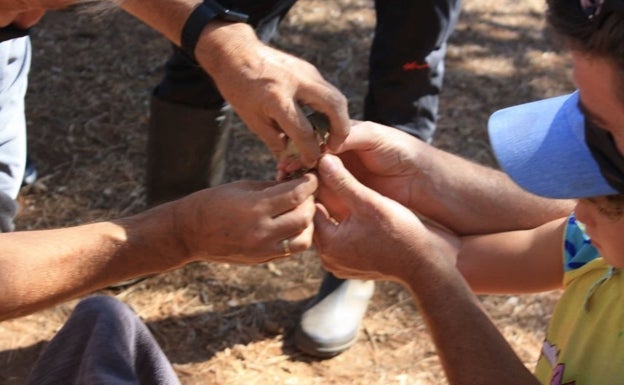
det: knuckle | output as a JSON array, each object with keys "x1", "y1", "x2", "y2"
[
  {"x1": 291, "y1": 237, "x2": 313, "y2": 253},
  {"x1": 288, "y1": 184, "x2": 310, "y2": 205},
  {"x1": 247, "y1": 233, "x2": 268, "y2": 252},
  {"x1": 323, "y1": 89, "x2": 347, "y2": 110},
  {"x1": 299, "y1": 59, "x2": 321, "y2": 74},
  {"x1": 294, "y1": 215, "x2": 314, "y2": 234},
  {"x1": 261, "y1": 88, "x2": 286, "y2": 111}
]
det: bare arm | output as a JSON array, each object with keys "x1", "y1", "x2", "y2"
[
  {"x1": 313, "y1": 155, "x2": 564, "y2": 384},
  {"x1": 402, "y1": 263, "x2": 542, "y2": 385},
  {"x1": 409, "y1": 148, "x2": 572, "y2": 234},
  {"x1": 337, "y1": 121, "x2": 574, "y2": 235},
  {"x1": 1, "y1": 0, "x2": 349, "y2": 167},
  {"x1": 119, "y1": 0, "x2": 349, "y2": 169},
  {"x1": 0, "y1": 175, "x2": 318, "y2": 320},
  {"x1": 458, "y1": 218, "x2": 566, "y2": 293},
  {"x1": 408, "y1": 221, "x2": 564, "y2": 384},
  {"x1": 0, "y1": 215, "x2": 166, "y2": 320}
]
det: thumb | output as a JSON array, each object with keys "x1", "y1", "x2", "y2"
[
  {"x1": 317, "y1": 154, "x2": 370, "y2": 210},
  {"x1": 312, "y1": 202, "x2": 337, "y2": 252}
]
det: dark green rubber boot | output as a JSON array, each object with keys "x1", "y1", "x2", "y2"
[{"x1": 146, "y1": 96, "x2": 232, "y2": 206}]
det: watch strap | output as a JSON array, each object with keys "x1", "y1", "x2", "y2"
[{"x1": 180, "y1": 0, "x2": 249, "y2": 62}]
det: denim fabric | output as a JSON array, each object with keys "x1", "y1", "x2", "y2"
[
  {"x1": 0, "y1": 36, "x2": 29, "y2": 200},
  {"x1": 26, "y1": 296, "x2": 181, "y2": 385}
]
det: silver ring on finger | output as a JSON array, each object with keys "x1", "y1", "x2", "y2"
[{"x1": 281, "y1": 239, "x2": 292, "y2": 256}]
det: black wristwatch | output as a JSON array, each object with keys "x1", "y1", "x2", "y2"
[{"x1": 181, "y1": 0, "x2": 249, "y2": 62}]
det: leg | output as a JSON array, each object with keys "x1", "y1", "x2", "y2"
[
  {"x1": 365, "y1": 0, "x2": 462, "y2": 142},
  {"x1": 145, "y1": 0, "x2": 297, "y2": 206},
  {"x1": 25, "y1": 296, "x2": 180, "y2": 385},
  {"x1": 146, "y1": 51, "x2": 231, "y2": 205},
  {"x1": 0, "y1": 36, "x2": 31, "y2": 231}
]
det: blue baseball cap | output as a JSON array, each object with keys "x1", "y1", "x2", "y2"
[{"x1": 488, "y1": 91, "x2": 619, "y2": 199}]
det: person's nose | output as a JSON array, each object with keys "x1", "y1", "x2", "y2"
[{"x1": 574, "y1": 200, "x2": 595, "y2": 227}]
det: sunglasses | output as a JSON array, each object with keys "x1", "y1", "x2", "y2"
[
  {"x1": 585, "y1": 117, "x2": 624, "y2": 193},
  {"x1": 580, "y1": 0, "x2": 624, "y2": 20}
]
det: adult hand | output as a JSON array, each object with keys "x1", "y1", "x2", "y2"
[
  {"x1": 0, "y1": 174, "x2": 318, "y2": 320},
  {"x1": 313, "y1": 155, "x2": 544, "y2": 384},
  {"x1": 336, "y1": 121, "x2": 575, "y2": 235},
  {"x1": 195, "y1": 22, "x2": 350, "y2": 173},
  {"x1": 333, "y1": 120, "x2": 426, "y2": 208},
  {"x1": 313, "y1": 154, "x2": 459, "y2": 283},
  {"x1": 169, "y1": 173, "x2": 318, "y2": 264},
  {"x1": 116, "y1": 4, "x2": 349, "y2": 171}
]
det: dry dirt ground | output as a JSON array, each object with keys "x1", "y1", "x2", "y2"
[{"x1": 0, "y1": 0, "x2": 575, "y2": 384}]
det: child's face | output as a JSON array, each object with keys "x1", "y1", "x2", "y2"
[
  {"x1": 576, "y1": 196, "x2": 624, "y2": 267},
  {"x1": 573, "y1": 51, "x2": 624, "y2": 267},
  {"x1": 573, "y1": 51, "x2": 624, "y2": 154}
]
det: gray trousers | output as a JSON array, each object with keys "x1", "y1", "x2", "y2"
[{"x1": 26, "y1": 296, "x2": 180, "y2": 385}]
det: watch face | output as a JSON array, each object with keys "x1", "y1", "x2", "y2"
[{"x1": 221, "y1": 9, "x2": 250, "y2": 23}]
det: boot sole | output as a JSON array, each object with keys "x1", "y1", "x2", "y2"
[{"x1": 293, "y1": 324, "x2": 359, "y2": 358}]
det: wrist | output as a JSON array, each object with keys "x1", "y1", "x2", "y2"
[
  {"x1": 194, "y1": 20, "x2": 257, "y2": 74},
  {"x1": 180, "y1": 1, "x2": 249, "y2": 62},
  {"x1": 118, "y1": 203, "x2": 192, "y2": 272}
]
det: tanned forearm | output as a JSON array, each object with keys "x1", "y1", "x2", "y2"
[
  {"x1": 410, "y1": 145, "x2": 575, "y2": 235},
  {"x1": 117, "y1": 0, "x2": 196, "y2": 46},
  {"x1": 401, "y1": 261, "x2": 541, "y2": 385},
  {"x1": 117, "y1": 0, "x2": 258, "y2": 75},
  {"x1": 0, "y1": 203, "x2": 188, "y2": 321}
]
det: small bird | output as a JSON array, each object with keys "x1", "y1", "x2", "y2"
[{"x1": 280, "y1": 111, "x2": 330, "y2": 180}]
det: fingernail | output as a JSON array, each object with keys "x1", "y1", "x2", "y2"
[{"x1": 321, "y1": 154, "x2": 340, "y2": 170}]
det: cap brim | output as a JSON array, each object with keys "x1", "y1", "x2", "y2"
[{"x1": 488, "y1": 91, "x2": 618, "y2": 199}]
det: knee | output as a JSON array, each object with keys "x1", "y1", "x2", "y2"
[{"x1": 72, "y1": 295, "x2": 135, "y2": 324}]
